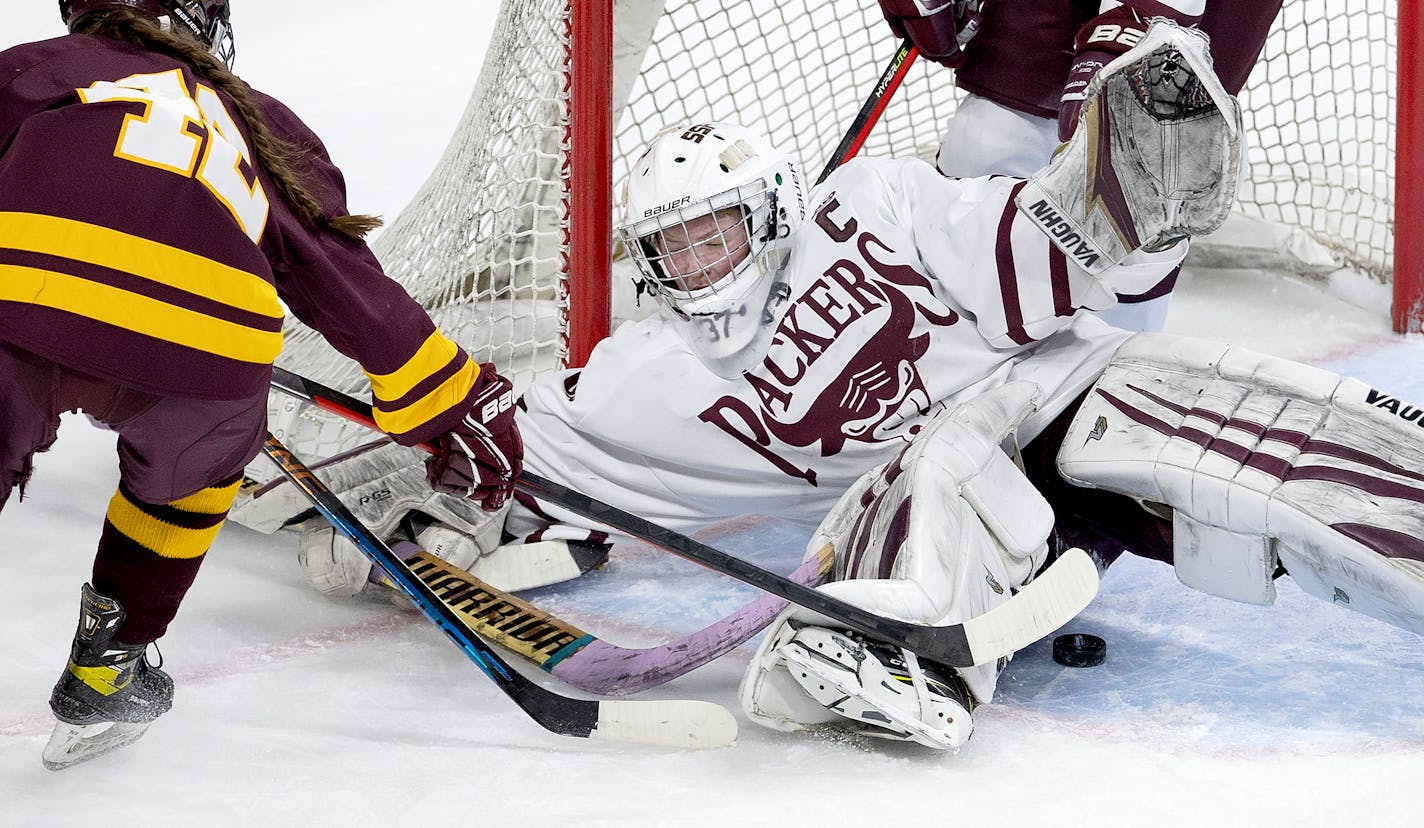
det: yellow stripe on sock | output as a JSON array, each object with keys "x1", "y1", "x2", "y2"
[
  {"x1": 169, "y1": 477, "x2": 243, "y2": 514},
  {"x1": 104, "y1": 485, "x2": 237, "y2": 560}
]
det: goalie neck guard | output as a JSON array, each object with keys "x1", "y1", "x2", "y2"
[
  {"x1": 618, "y1": 122, "x2": 804, "y2": 378},
  {"x1": 60, "y1": 0, "x2": 236, "y2": 68}
]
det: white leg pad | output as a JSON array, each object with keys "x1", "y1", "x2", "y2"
[
  {"x1": 1058, "y1": 333, "x2": 1424, "y2": 633},
  {"x1": 742, "y1": 382, "x2": 1055, "y2": 747}
]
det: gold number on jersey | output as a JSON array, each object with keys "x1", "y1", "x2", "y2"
[{"x1": 79, "y1": 69, "x2": 270, "y2": 242}]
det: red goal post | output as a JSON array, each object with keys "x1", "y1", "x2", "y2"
[{"x1": 1396, "y1": 0, "x2": 1423, "y2": 332}]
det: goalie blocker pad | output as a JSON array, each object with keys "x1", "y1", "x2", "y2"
[{"x1": 1057, "y1": 333, "x2": 1424, "y2": 634}]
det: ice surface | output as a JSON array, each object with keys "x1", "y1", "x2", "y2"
[{"x1": 3, "y1": 3, "x2": 1422, "y2": 825}]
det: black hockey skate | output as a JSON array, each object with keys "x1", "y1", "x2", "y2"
[{"x1": 42, "y1": 583, "x2": 174, "y2": 771}]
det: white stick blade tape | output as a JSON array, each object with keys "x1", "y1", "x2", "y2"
[
  {"x1": 963, "y1": 547, "x2": 1100, "y2": 664},
  {"x1": 593, "y1": 700, "x2": 738, "y2": 749}
]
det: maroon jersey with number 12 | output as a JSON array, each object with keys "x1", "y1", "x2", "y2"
[{"x1": 0, "y1": 34, "x2": 475, "y2": 446}]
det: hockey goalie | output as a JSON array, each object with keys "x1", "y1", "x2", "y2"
[{"x1": 235, "y1": 20, "x2": 1424, "y2": 752}]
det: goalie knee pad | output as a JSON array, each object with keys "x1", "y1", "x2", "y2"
[
  {"x1": 742, "y1": 381, "x2": 1059, "y2": 742},
  {"x1": 1057, "y1": 333, "x2": 1424, "y2": 634},
  {"x1": 297, "y1": 522, "x2": 373, "y2": 598},
  {"x1": 1017, "y1": 19, "x2": 1243, "y2": 275}
]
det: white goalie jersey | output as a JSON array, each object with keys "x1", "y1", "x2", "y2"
[{"x1": 507, "y1": 156, "x2": 1187, "y2": 549}]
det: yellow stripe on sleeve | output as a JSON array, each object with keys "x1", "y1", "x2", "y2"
[
  {"x1": 370, "y1": 357, "x2": 481, "y2": 437},
  {"x1": 365, "y1": 330, "x2": 463, "y2": 405}
]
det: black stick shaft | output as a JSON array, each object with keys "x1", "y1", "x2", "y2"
[{"x1": 814, "y1": 38, "x2": 919, "y2": 186}]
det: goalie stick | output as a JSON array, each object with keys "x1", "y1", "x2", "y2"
[
  {"x1": 403, "y1": 544, "x2": 831, "y2": 695},
  {"x1": 270, "y1": 367, "x2": 1100, "y2": 669},
  {"x1": 261, "y1": 432, "x2": 737, "y2": 749},
  {"x1": 814, "y1": 37, "x2": 918, "y2": 186}
]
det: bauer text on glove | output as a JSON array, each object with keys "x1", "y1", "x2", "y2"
[{"x1": 424, "y1": 363, "x2": 523, "y2": 511}]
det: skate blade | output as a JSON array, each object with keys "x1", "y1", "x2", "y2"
[{"x1": 42, "y1": 720, "x2": 152, "y2": 771}]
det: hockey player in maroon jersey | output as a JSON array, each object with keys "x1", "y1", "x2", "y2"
[
  {"x1": 0, "y1": 0, "x2": 522, "y2": 769},
  {"x1": 878, "y1": 0, "x2": 1283, "y2": 332}
]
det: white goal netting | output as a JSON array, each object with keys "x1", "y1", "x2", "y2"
[{"x1": 271, "y1": 0, "x2": 1401, "y2": 452}]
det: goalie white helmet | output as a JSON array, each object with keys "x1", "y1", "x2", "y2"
[{"x1": 618, "y1": 122, "x2": 804, "y2": 377}]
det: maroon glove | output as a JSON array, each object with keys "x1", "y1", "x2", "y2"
[
  {"x1": 1057, "y1": 5, "x2": 1150, "y2": 141},
  {"x1": 878, "y1": 0, "x2": 986, "y2": 68},
  {"x1": 425, "y1": 363, "x2": 523, "y2": 511}
]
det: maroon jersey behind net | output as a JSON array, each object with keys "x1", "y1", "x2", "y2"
[{"x1": 954, "y1": 0, "x2": 1279, "y2": 120}]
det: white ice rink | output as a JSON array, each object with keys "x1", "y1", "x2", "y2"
[{"x1": 3, "y1": 3, "x2": 1422, "y2": 825}]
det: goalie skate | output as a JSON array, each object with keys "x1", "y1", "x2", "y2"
[
  {"x1": 1017, "y1": 19, "x2": 1243, "y2": 274},
  {"x1": 776, "y1": 625, "x2": 975, "y2": 751}
]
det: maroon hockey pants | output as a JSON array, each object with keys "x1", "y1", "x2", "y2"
[{"x1": 0, "y1": 342, "x2": 267, "y2": 643}]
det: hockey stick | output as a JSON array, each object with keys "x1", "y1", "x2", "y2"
[
  {"x1": 270, "y1": 366, "x2": 1099, "y2": 669},
  {"x1": 260, "y1": 432, "x2": 736, "y2": 748},
  {"x1": 814, "y1": 37, "x2": 918, "y2": 186},
  {"x1": 403, "y1": 544, "x2": 831, "y2": 695}
]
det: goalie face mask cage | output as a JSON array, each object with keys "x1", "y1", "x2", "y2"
[{"x1": 617, "y1": 122, "x2": 802, "y2": 377}]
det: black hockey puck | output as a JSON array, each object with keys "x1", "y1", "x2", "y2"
[{"x1": 1052, "y1": 633, "x2": 1106, "y2": 668}]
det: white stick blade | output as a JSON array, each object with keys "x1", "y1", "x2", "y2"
[
  {"x1": 961, "y1": 547, "x2": 1100, "y2": 665},
  {"x1": 591, "y1": 700, "x2": 738, "y2": 749}
]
